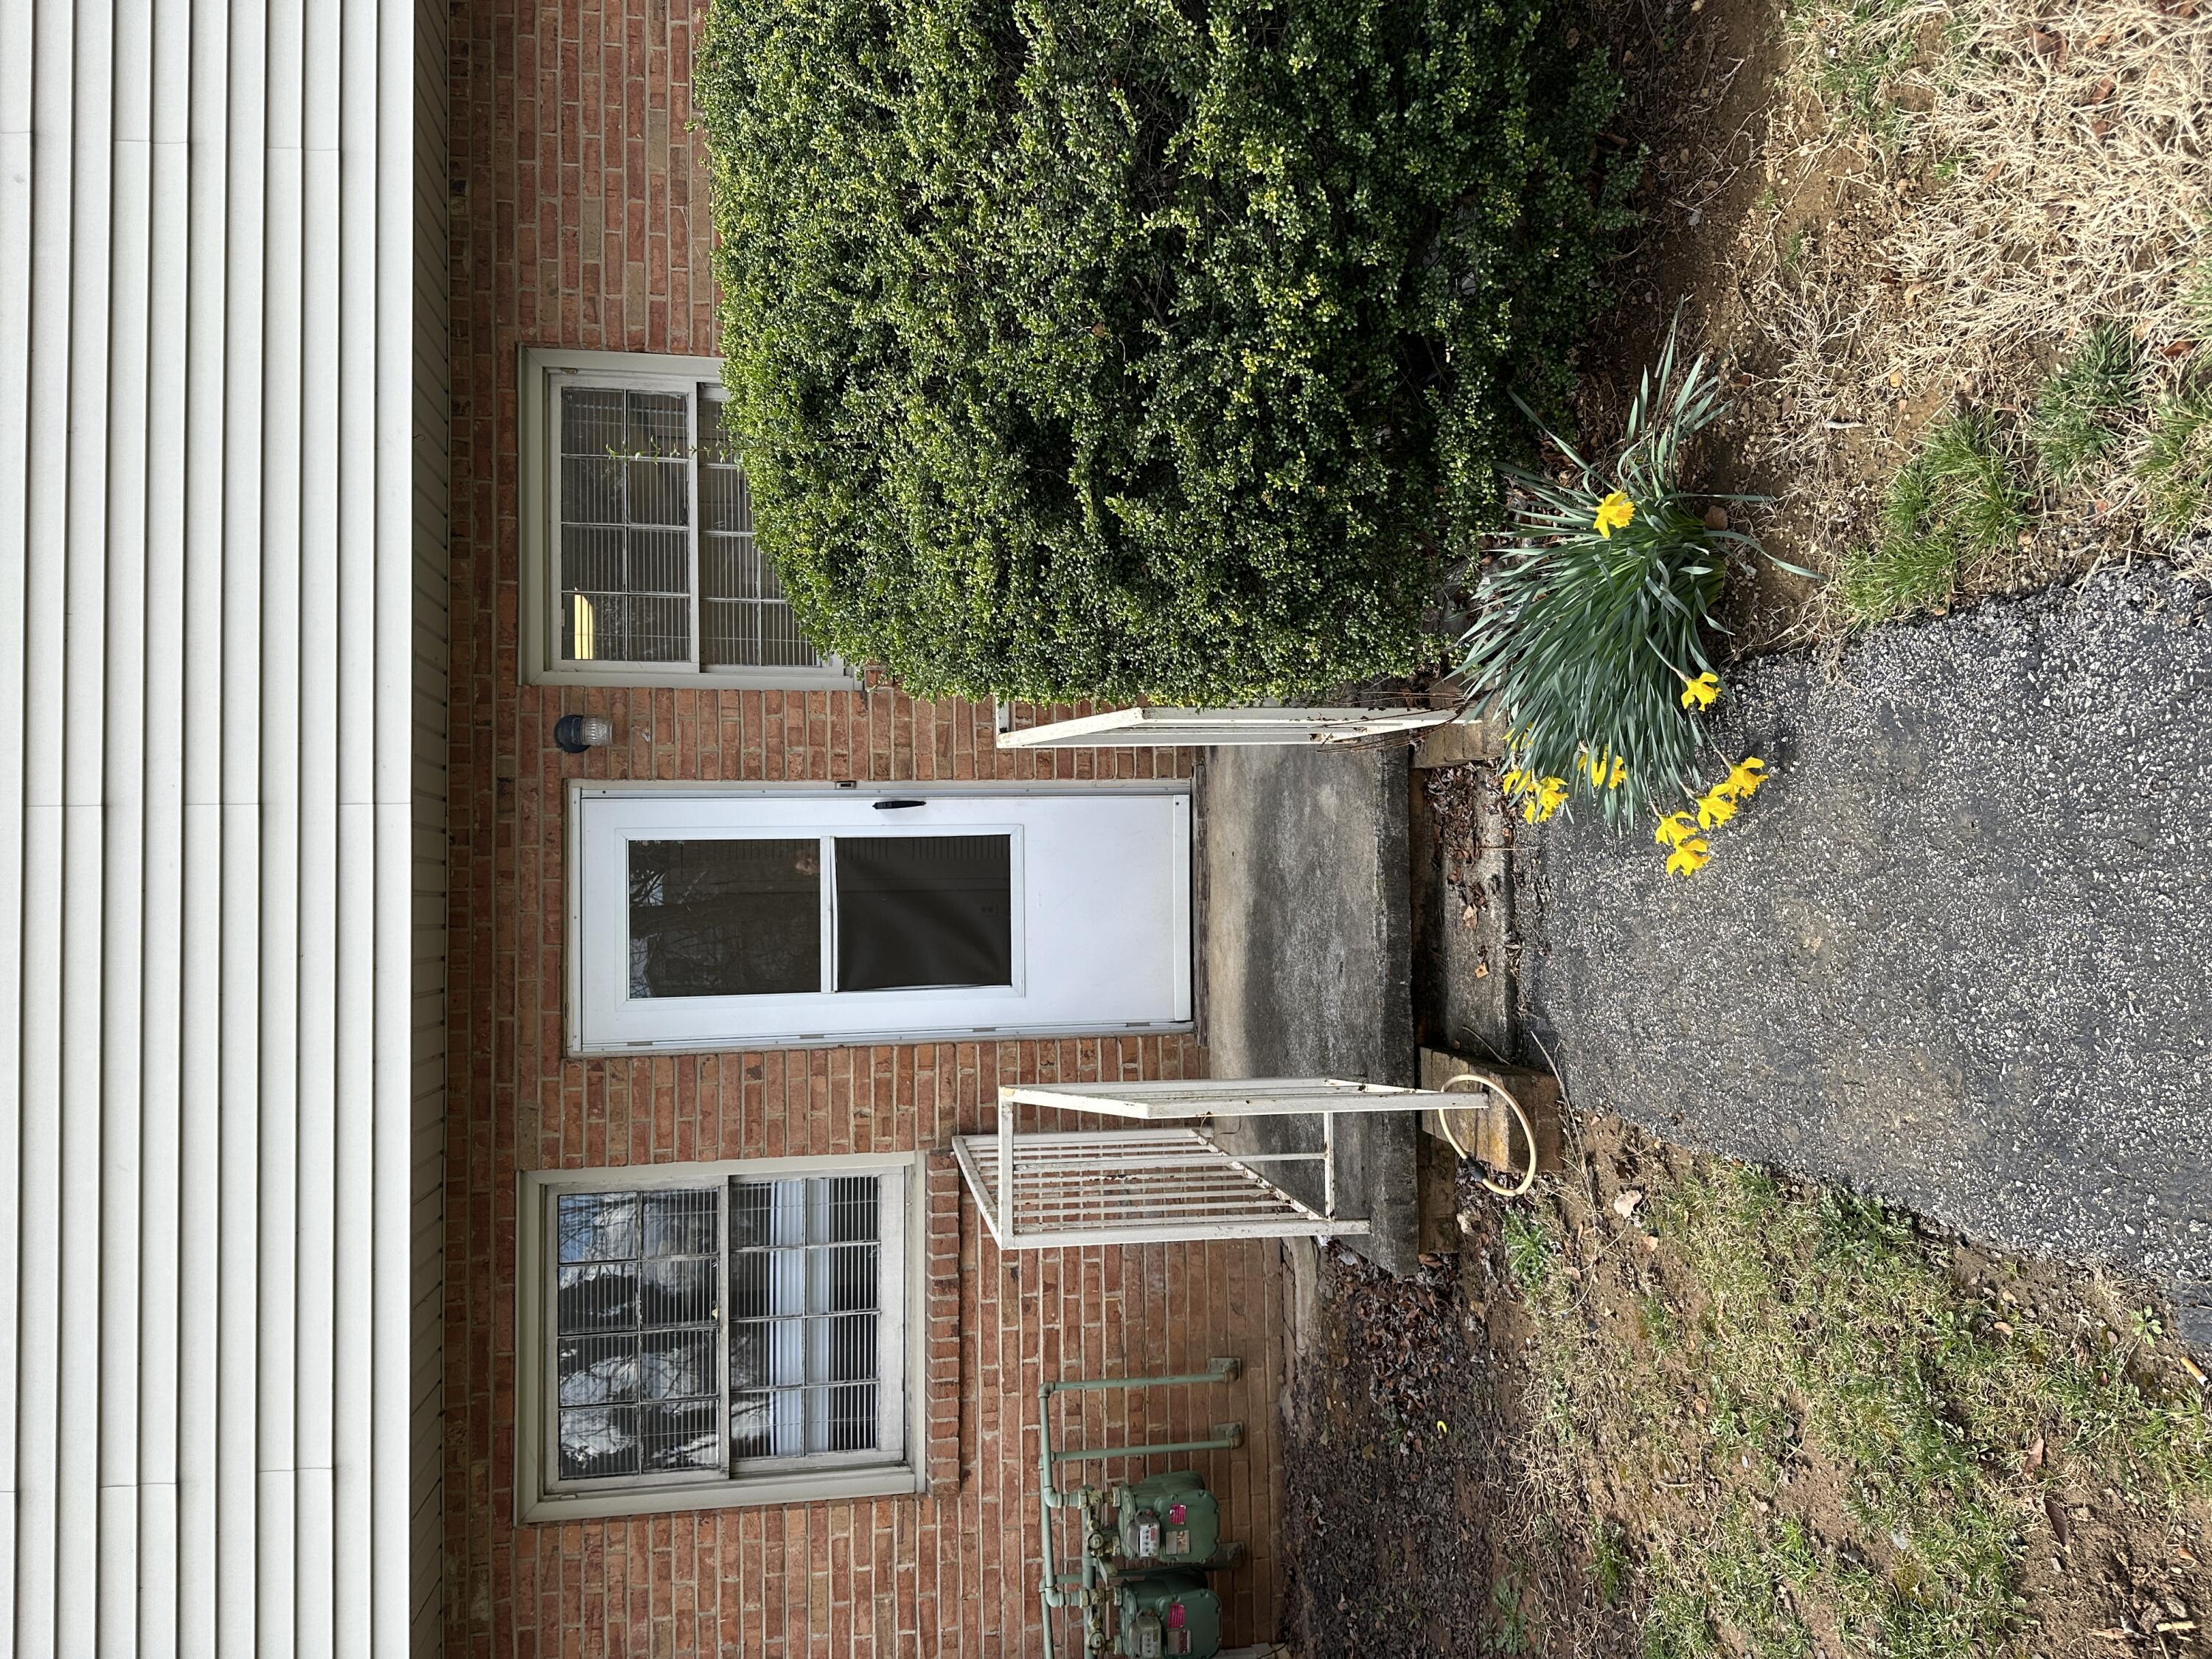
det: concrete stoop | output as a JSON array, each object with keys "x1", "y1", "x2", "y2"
[{"x1": 1197, "y1": 743, "x2": 1419, "y2": 1275}]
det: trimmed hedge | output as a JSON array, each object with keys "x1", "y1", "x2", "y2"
[{"x1": 698, "y1": 0, "x2": 1625, "y2": 701}]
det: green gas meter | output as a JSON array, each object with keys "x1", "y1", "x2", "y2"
[
  {"x1": 1038, "y1": 1359, "x2": 1251, "y2": 1659},
  {"x1": 1114, "y1": 1472, "x2": 1221, "y2": 1570},
  {"x1": 1113, "y1": 1573, "x2": 1222, "y2": 1659}
]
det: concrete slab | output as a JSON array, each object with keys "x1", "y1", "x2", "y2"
[{"x1": 1198, "y1": 743, "x2": 1421, "y2": 1273}]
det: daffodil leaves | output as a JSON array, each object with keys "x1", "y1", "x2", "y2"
[{"x1": 1455, "y1": 312, "x2": 1790, "y2": 833}]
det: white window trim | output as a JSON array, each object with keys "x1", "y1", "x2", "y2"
[
  {"x1": 516, "y1": 345, "x2": 860, "y2": 690},
  {"x1": 515, "y1": 1150, "x2": 928, "y2": 1523}
]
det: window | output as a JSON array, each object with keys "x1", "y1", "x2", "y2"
[
  {"x1": 518, "y1": 348, "x2": 856, "y2": 689},
  {"x1": 517, "y1": 1155, "x2": 919, "y2": 1520}
]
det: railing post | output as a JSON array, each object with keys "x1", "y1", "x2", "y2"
[{"x1": 996, "y1": 1085, "x2": 1016, "y2": 1246}]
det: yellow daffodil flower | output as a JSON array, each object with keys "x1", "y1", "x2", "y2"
[
  {"x1": 1679, "y1": 670, "x2": 1720, "y2": 711},
  {"x1": 1653, "y1": 812, "x2": 1697, "y2": 849},
  {"x1": 1593, "y1": 490, "x2": 1636, "y2": 539},
  {"x1": 1697, "y1": 787, "x2": 1738, "y2": 831},
  {"x1": 1665, "y1": 836, "x2": 1711, "y2": 877},
  {"x1": 1576, "y1": 748, "x2": 1629, "y2": 789},
  {"x1": 1520, "y1": 776, "x2": 1568, "y2": 824},
  {"x1": 1721, "y1": 756, "x2": 1767, "y2": 799},
  {"x1": 1501, "y1": 766, "x2": 1526, "y2": 796}
]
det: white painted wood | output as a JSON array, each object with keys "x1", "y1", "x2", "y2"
[
  {"x1": 176, "y1": 0, "x2": 232, "y2": 1642},
  {"x1": 101, "y1": 0, "x2": 153, "y2": 1645},
  {"x1": 13, "y1": 0, "x2": 74, "y2": 1650},
  {"x1": 0, "y1": 1, "x2": 28, "y2": 1641},
  {"x1": 0, "y1": 0, "x2": 27, "y2": 1613},
  {"x1": 57, "y1": 0, "x2": 118, "y2": 1649},
  {"x1": 995, "y1": 703, "x2": 1464, "y2": 749},
  {"x1": 135, "y1": 0, "x2": 192, "y2": 1645}
]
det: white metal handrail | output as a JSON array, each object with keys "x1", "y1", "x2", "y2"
[
  {"x1": 952, "y1": 1127, "x2": 1349, "y2": 1248},
  {"x1": 953, "y1": 1078, "x2": 1476, "y2": 1249},
  {"x1": 992, "y1": 704, "x2": 1466, "y2": 749}
]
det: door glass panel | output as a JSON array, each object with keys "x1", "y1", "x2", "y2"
[
  {"x1": 833, "y1": 835, "x2": 1012, "y2": 992},
  {"x1": 627, "y1": 838, "x2": 821, "y2": 998}
]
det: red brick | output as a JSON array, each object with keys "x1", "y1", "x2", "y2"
[{"x1": 442, "y1": 0, "x2": 1272, "y2": 1650}]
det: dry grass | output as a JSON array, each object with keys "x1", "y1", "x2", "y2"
[
  {"x1": 1719, "y1": 0, "x2": 2212, "y2": 630},
  {"x1": 1876, "y1": 0, "x2": 2206, "y2": 377}
]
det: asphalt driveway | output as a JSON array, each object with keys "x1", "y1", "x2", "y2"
[{"x1": 1513, "y1": 563, "x2": 2212, "y2": 1343}]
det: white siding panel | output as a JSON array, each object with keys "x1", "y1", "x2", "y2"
[{"x1": 7, "y1": 0, "x2": 450, "y2": 1641}]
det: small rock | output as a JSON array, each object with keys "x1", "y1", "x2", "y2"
[{"x1": 1613, "y1": 1189, "x2": 1646, "y2": 1219}]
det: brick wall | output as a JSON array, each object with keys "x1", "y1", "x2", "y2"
[{"x1": 442, "y1": 0, "x2": 1288, "y2": 1652}]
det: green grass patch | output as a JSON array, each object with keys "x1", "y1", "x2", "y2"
[
  {"x1": 2185, "y1": 259, "x2": 2212, "y2": 330},
  {"x1": 1503, "y1": 1208, "x2": 1559, "y2": 1301},
  {"x1": 1839, "y1": 412, "x2": 2027, "y2": 622},
  {"x1": 2138, "y1": 383, "x2": 2212, "y2": 538},
  {"x1": 1507, "y1": 1161, "x2": 2212, "y2": 1659},
  {"x1": 2027, "y1": 321, "x2": 2143, "y2": 487},
  {"x1": 1782, "y1": 0, "x2": 1938, "y2": 141}
]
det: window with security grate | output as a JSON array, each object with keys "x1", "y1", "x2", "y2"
[
  {"x1": 538, "y1": 1163, "x2": 907, "y2": 1504},
  {"x1": 554, "y1": 380, "x2": 824, "y2": 672},
  {"x1": 521, "y1": 350, "x2": 855, "y2": 688}
]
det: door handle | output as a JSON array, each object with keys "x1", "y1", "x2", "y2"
[{"x1": 873, "y1": 798, "x2": 926, "y2": 810}]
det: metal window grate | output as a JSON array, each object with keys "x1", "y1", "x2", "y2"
[
  {"x1": 558, "y1": 386, "x2": 695, "y2": 664},
  {"x1": 552, "y1": 1187, "x2": 723, "y2": 1480},
  {"x1": 554, "y1": 379, "x2": 831, "y2": 674},
  {"x1": 728, "y1": 1175, "x2": 882, "y2": 1458},
  {"x1": 697, "y1": 393, "x2": 819, "y2": 670}
]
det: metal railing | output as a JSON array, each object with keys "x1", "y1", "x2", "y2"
[{"x1": 953, "y1": 1078, "x2": 1455, "y2": 1249}]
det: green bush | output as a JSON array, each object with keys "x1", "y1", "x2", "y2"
[{"x1": 697, "y1": 0, "x2": 1627, "y2": 700}]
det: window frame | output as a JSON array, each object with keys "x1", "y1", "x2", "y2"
[
  {"x1": 516, "y1": 346, "x2": 858, "y2": 690},
  {"x1": 514, "y1": 1151, "x2": 926, "y2": 1523}
]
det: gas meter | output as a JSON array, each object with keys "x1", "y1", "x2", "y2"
[
  {"x1": 1114, "y1": 1472, "x2": 1221, "y2": 1569},
  {"x1": 1113, "y1": 1573, "x2": 1222, "y2": 1659}
]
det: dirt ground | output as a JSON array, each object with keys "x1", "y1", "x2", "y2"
[
  {"x1": 1280, "y1": 1224, "x2": 1630, "y2": 1657},
  {"x1": 1281, "y1": 1116, "x2": 2212, "y2": 1658},
  {"x1": 1569, "y1": 0, "x2": 2212, "y2": 649}
]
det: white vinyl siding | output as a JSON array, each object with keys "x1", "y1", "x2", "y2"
[
  {"x1": 517, "y1": 347, "x2": 855, "y2": 690},
  {"x1": 515, "y1": 1155, "x2": 922, "y2": 1522},
  {"x1": 1, "y1": 0, "x2": 448, "y2": 1646}
]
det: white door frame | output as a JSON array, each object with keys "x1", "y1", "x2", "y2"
[{"x1": 565, "y1": 780, "x2": 1194, "y2": 1054}]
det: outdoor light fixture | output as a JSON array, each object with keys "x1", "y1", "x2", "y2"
[{"x1": 554, "y1": 714, "x2": 613, "y2": 754}]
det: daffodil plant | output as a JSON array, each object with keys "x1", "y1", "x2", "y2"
[{"x1": 1456, "y1": 315, "x2": 1808, "y2": 858}]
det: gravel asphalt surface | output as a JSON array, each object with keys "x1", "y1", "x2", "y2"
[{"x1": 1514, "y1": 563, "x2": 2212, "y2": 1343}]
